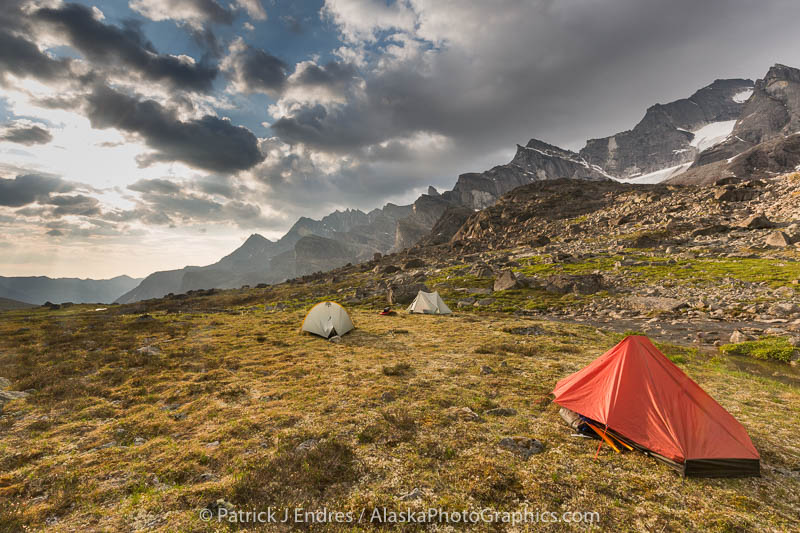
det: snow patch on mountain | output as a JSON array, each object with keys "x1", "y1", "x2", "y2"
[
  {"x1": 690, "y1": 120, "x2": 737, "y2": 151},
  {"x1": 732, "y1": 89, "x2": 753, "y2": 103},
  {"x1": 615, "y1": 163, "x2": 692, "y2": 184}
]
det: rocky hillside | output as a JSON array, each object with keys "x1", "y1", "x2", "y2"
[{"x1": 278, "y1": 172, "x2": 800, "y2": 352}]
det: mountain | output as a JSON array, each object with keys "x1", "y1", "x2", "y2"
[
  {"x1": 669, "y1": 64, "x2": 800, "y2": 185},
  {"x1": 0, "y1": 275, "x2": 142, "y2": 305},
  {"x1": 118, "y1": 64, "x2": 800, "y2": 303},
  {"x1": 116, "y1": 206, "x2": 413, "y2": 303},
  {"x1": 441, "y1": 139, "x2": 611, "y2": 209},
  {"x1": 580, "y1": 78, "x2": 754, "y2": 178},
  {"x1": 0, "y1": 297, "x2": 37, "y2": 311}
]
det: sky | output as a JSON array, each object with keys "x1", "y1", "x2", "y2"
[{"x1": 2, "y1": 0, "x2": 800, "y2": 279}]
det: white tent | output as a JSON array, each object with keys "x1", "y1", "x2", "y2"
[
  {"x1": 301, "y1": 301, "x2": 355, "y2": 338},
  {"x1": 407, "y1": 291, "x2": 452, "y2": 315}
]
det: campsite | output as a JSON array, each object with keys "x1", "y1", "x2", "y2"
[
  {"x1": 3, "y1": 2, "x2": 800, "y2": 530},
  {"x1": 1, "y1": 293, "x2": 798, "y2": 531}
]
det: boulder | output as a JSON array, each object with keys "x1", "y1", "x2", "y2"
[
  {"x1": 766, "y1": 230, "x2": 792, "y2": 247},
  {"x1": 738, "y1": 214, "x2": 773, "y2": 229},
  {"x1": 529, "y1": 235, "x2": 551, "y2": 247},
  {"x1": 729, "y1": 330, "x2": 750, "y2": 344},
  {"x1": 382, "y1": 265, "x2": 401, "y2": 274},
  {"x1": 545, "y1": 274, "x2": 604, "y2": 295},
  {"x1": 628, "y1": 296, "x2": 689, "y2": 314},
  {"x1": 387, "y1": 282, "x2": 430, "y2": 305},
  {"x1": 629, "y1": 234, "x2": 659, "y2": 249},
  {"x1": 468, "y1": 263, "x2": 494, "y2": 278},
  {"x1": 457, "y1": 298, "x2": 476, "y2": 308},
  {"x1": 403, "y1": 258, "x2": 426, "y2": 269},
  {"x1": 0, "y1": 377, "x2": 10, "y2": 390},
  {"x1": 691, "y1": 225, "x2": 729, "y2": 237},
  {"x1": 493, "y1": 270, "x2": 521, "y2": 292},
  {"x1": 769, "y1": 302, "x2": 799, "y2": 316},
  {"x1": 714, "y1": 186, "x2": 759, "y2": 202}
]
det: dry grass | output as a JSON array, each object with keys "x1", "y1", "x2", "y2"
[{"x1": 0, "y1": 304, "x2": 798, "y2": 532}]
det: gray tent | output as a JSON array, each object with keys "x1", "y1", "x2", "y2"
[
  {"x1": 302, "y1": 301, "x2": 354, "y2": 338},
  {"x1": 407, "y1": 291, "x2": 452, "y2": 314}
]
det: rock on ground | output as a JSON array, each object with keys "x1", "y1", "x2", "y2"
[
  {"x1": 493, "y1": 270, "x2": 520, "y2": 292},
  {"x1": 498, "y1": 437, "x2": 544, "y2": 459}
]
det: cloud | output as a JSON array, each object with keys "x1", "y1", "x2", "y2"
[
  {"x1": 84, "y1": 84, "x2": 264, "y2": 172},
  {"x1": 293, "y1": 60, "x2": 357, "y2": 89},
  {"x1": 128, "y1": 178, "x2": 182, "y2": 195},
  {"x1": 236, "y1": 0, "x2": 267, "y2": 21},
  {"x1": 35, "y1": 3, "x2": 218, "y2": 92},
  {"x1": 129, "y1": 0, "x2": 235, "y2": 27},
  {"x1": 47, "y1": 194, "x2": 102, "y2": 216},
  {"x1": 0, "y1": 29, "x2": 71, "y2": 83},
  {"x1": 1, "y1": 121, "x2": 53, "y2": 145},
  {"x1": 222, "y1": 38, "x2": 288, "y2": 95},
  {"x1": 0, "y1": 174, "x2": 75, "y2": 207},
  {"x1": 120, "y1": 183, "x2": 274, "y2": 229},
  {"x1": 321, "y1": 0, "x2": 416, "y2": 43}
]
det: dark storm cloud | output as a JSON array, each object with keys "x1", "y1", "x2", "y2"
[
  {"x1": 227, "y1": 42, "x2": 288, "y2": 94},
  {"x1": 35, "y1": 3, "x2": 218, "y2": 92},
  {"x1": 85, "y1": 85, "x2": 264, "y2": 172},
  {"x1": 272, "y1": 104, "x2": 375, "y2": 151},
  {"x1": 0, "y1": 30, "x2": 71, "y2": 83},
  {"x1": 1, "y1": 123, "x2": 53, "y2": 145},
  {"x1": 274, "y1": 0, "x2": 800, "y2": 159},
  {"x1": 0, "y1": 174, "x2": 74, "y2": 207},
  {"x1": 294, "y1": 61, "x2": 357, "y2": 88},
  {"x1": 189, "y1": 25, "x2": 223, "y2": 58},
  {"x1": 187, "y1": 0, "x2": 235, "y2": 23}
]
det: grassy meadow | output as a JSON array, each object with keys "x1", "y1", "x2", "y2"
[{"x1": 1, "y1": 298, "x2": 798, "y2": 531}]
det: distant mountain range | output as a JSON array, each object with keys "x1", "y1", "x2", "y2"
[
  {"x1": 0, "y1": 275, "x2": 142, "y2": 305},
  {"x1": 24, "y1": 63, "x2": 800, "y2": 305}
]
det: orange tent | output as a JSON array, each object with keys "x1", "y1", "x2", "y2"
[{"x1": 553, "y1": 335, "x2": 760, "y2": 477}]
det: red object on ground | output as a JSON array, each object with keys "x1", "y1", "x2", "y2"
[{"x1": 552, "y1": 335, "x2": 760, "y2": 476}]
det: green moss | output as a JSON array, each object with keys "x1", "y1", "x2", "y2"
[{"x1": 720, "y1": 337, "x2": 797, "y2": 363}]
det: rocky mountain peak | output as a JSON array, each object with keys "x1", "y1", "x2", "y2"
[
  {"x1": 580, "y1": 77, "x2": 753, "y2": 179},
  {"x1": 243, "y1": 233, "x2": 272, "y2": 245},
  {"x1": 765, "y1": 63, "x2": 800, "y2": 83},
  {"x1": 681, "y1": 64, "x2": 800, "y2": 178}
]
